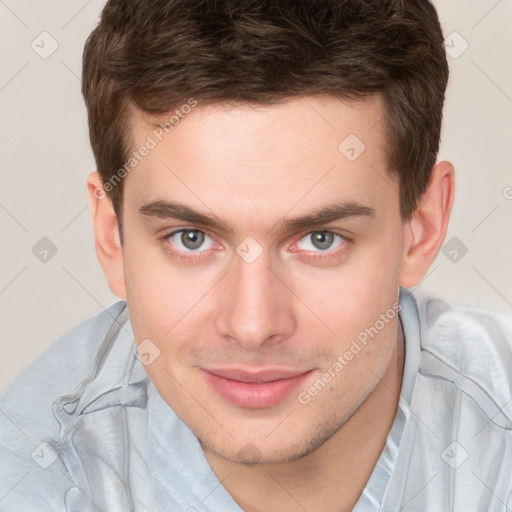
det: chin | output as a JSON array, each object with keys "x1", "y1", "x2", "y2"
[{"x1": 201, "y1": 415, "x2": 344, "y2": 466}]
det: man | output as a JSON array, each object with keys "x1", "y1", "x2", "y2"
[{"x1": 1, "y1": 1, "x2": 511, "y2": 511}]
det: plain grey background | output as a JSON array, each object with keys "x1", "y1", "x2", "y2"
[{"x1": 1, "y1": 0, "x2": 511, "y2": 390}]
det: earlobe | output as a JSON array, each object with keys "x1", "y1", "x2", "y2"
[
  {"x1": 399, "y1": 161, "x2": 455, "y2": 288},
  {"x1": 86, "y1": 172, "x2": 127, "y2": 300}
]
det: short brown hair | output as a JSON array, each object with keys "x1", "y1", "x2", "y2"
[{"x1": 82, "y1": 0, "x2": 449, "y2": 226}]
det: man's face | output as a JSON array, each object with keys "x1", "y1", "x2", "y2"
[{"x1": 121, "y1": 95, "x2": 406, "y2": 463}]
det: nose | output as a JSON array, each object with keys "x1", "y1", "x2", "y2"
[{"x1": 214, "y1": 247, "x2": 297, "y2": 351}]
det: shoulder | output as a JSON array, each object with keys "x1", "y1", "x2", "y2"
[
  {"x1": 0, "y1": 301, "x2": 127, "y2": 510},
  {"x1": 0, "y1": 301, "x2": 128, "y2": 416},
  {"x1": 414, "y1": 291, "x2": 512, "y2": 419},
  {"x1": 393, "y1": 292, "x2": 512, "y2": 509}
]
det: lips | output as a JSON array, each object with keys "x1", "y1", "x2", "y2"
[{"x1": 200, "y1": 367, "x2": 312, "y2": 408}]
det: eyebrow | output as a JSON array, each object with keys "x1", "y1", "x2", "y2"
[
  {"x1": 271, "y1": 200, "x2": 375, "y2": 233},
  {"x1": 139, "y1": 200, "x2": 233, "y2": 232},
  {"x1": 138, "y1": 199, "x2": 375, "y2": 234}
]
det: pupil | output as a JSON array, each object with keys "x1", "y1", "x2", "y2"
[
  {"x1": 312, "y1": 231, "x2": 333, "y2": 251},
  {"x1": 182, "y1": 230, "x2": 204, "y2": 250}
]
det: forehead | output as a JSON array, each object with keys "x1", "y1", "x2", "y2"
[{"x1": 122, "y1": 95, "x2": 396, "y2": 227}]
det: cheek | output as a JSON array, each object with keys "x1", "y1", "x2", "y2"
[
  {"x1": 123, "y1": 234, "x2": 211, "y2": 322},
  {"x1": 123, "y1": 249, "x2": 180, "y2": 347},
  {"x1": 287, "y1": 249, "x2": 401, "y2": 344},
  {"x1": 123, "y1": 244, "x2": 223, "y2": 384}
]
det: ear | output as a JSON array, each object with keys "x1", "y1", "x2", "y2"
[
  {"x1": 399, "y1": 161, "x2": 455, "y2": 287},
  {"x1": 86, "y1": 172, "x2": 127, "y2": 300}
]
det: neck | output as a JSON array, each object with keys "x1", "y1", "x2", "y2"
[{"x1": 202, "y1": 321, "x2": 406, "y2": 512}]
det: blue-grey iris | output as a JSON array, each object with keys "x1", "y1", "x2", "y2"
[
  {"x1": 181, "y1": 230, "x2": 204, "y2": 250},
  {"x1": 311, "y1": 231, "x2": 334, "y2": 251}
]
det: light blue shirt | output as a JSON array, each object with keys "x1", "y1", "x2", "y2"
[{"x1": 1, "y1": 288, "x2": 511, "y2": 511}]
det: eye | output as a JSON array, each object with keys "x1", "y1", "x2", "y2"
[
  {"x1": 295, "y1": 231, "x2": 345, "y2": 252},
  {"x1": 166, "y1": 229, "x2": 215, "y2": 252}
]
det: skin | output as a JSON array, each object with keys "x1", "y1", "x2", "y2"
[{"x1": 87, "y1": 94, "x2": 454, "y2": 512}]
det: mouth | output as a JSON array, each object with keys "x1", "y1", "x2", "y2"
[{"x1": 200, "y1": 367, "x2": 313, "y2": 408}]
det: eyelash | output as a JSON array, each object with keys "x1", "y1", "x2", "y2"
[
  {"x1": 289, "y1": 230, "x2": 352, "y2": 262},
  {"x1": 159, "y1": 228, "x2": 216, "y2": 262},
  {"x1": 159, "y1": 228, "x2": 352, "y2": 263}
]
